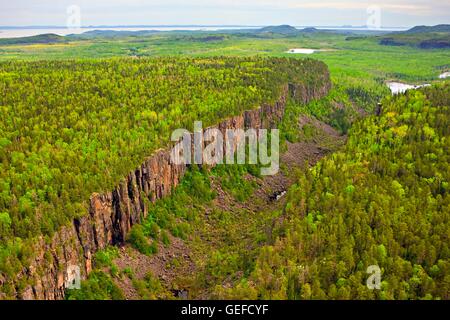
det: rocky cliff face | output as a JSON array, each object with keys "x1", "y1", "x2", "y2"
[{"x1": 15, "y1": 79, "x2": 330, "y2": 300}]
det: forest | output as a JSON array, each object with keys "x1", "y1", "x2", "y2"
[
  {"x1": 0, "y1": 25, "x2": 449, "y2": 300},
  {"x1": 213, "y1": 84, "x2": 450, "y2": 299},
  {"x1": 0, "y1": 57, "x2": 330, "y2": 295},
  {"x1": 65, "y1": 84, "x2": 449, "y2": 301}
]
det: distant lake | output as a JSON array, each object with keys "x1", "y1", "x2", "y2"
[
  {"x1": 386, "y1": 82, "x2": 431, "y2": 95},
  {"x1": 287, "y1": 48, "x2": 317, "y2": 54}
]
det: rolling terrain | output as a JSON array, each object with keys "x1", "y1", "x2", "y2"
[{"x1": 0, "y1": 25, "x2": 449, "y2": 300}]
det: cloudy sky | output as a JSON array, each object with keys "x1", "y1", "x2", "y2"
[{"x1": 1, "y1": 0, "x2": 449, "y2": 27}]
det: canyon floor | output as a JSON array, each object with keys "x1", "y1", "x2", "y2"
[{"x1": 112, "y1": 115, "x2": 346, "y2": 299}]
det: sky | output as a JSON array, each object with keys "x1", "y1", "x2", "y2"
[{"x1": 1, "y1": 0, "x2": 449, "y2": 28}]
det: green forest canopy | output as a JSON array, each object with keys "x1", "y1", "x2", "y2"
[
  {"x1": 0, "y1": 57, "x2": 329, "y2": 275},
  {"x1": 215, "y1": 84, "x2": 450, "y2": 300}
]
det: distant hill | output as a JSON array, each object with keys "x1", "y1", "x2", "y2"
[
  {"x1": 379, "y1": 25, "x2": 450, "y2": 49},
  {"x1": 301, "y1": 27, "x2": 319, "y2": 33},
  {"x1": 402, "y1": 24, "x2": 450, "y2": 34},
  {"x1": 0, "y1": 33, "x2": 65, "y2": 45},
  {"x1": 69, "y1": 30, "x2": 160, "y2": 38},
  {"x1": 257, "y1": 25, "x2": 299, "y2": 35}
]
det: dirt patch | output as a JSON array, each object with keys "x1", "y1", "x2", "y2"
[
  {"x1": 299, "y1": 114, "x2": 342, "y2": 138},
  {"x1": 113, "y1": 234, "x2": 195, "y2": 300}
]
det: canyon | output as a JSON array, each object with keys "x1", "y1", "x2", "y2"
[{"x1": 11, "y1": 76, "x2": 331, "y2": 300}]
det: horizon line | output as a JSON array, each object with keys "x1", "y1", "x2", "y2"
[{"x1": 0, "y1": 24, "x2": 412, "y2": 29}]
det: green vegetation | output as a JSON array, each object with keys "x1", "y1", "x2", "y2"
[
  {"x1": 100, "y1": 90, "x2": 347, "y2": 300},
  {"x1": 66, "y1": 246, "x2": 124, "y2": 300},
  {"x1": 67, "y1": 244, "x2": 170, "y2": 300},
  {"x1": 378, "y1": 25, "x2": 450, "y2": 49},
  {"x1": 404, "y1": 25, "x2": 450, "y2": 34},
  {"x1": 211, "y1": 165, "x2": 258, "y2": 202},
  {"x1": 0, "y1": 34, "x2": 65, "y2": 46},
  {"x1": 65, "y1": 270, "x2": 124, "y2": 300},
  {"x1": 94, "y1": 246, "x2": 120, "y2": 269},
  {"x1": 1, "y1": 31, "x2": 448, "y2": 83},
  {"x1": 97, "y1": 82, "x2": 446, "y2": 301},
  {"x1": 127, "y1": 225, "x2": 158, "y2": 256},
  {"x1": 131, "y1": 272, "x2": 172, "y2": 300},
  {"x1": 214, "y1": 84, "x2": 450, "y2": 299},
  {"x1": 0, "y1": 57, "x2": 328, "y2": 284},
  {"x1": 281, "y1": 78, "x2": 386, "y2": 140},
  {"x1": 1, "y1": 27, "x2": 449, "y2": 300},
  {"x1": 379, "y1": 33, "x2": 450, "y2": 49},
  {"x1": 126, "y1": 162, "x2": 260, "y2": 255}
]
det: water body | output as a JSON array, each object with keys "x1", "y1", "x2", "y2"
[
  {"x1": 287, "y1": 48, "x2": 317, "y2": 54},
  {"x1": 386, "y1": 82, "x2": 431, "y2": 95},
  {"x1": 439, "y1": 72, "x2": 450, "y2": 79}
]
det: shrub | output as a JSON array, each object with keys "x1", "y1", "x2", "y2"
[{"x1": 127, "y1": 225, "x2": 156, "y2": 256}]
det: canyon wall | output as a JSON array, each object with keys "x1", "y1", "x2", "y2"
[{"x1": 15, "y1": 78, "x2": 331, "y2": 300}]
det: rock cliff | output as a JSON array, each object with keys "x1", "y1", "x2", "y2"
[{"x1": 15, "y1": 77, "x2": 331, "y2": 299}]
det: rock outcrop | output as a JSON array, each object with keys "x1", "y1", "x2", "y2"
[{"x1": 14, "y1": 78, "x2": 331, "y2": 300}]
